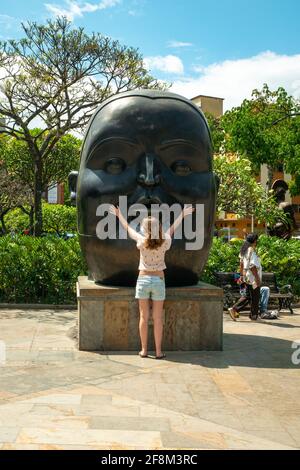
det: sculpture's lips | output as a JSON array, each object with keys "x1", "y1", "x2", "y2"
[{"x1": 135, "y1": 196, "x2": 162, "y2": 207}]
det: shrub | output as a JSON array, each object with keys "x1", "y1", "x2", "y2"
[
  {"x1": 0, "y1": 234, "x2": 299, "y2": 305},
  {"x1": 3, "y1": 208, "x2": 30, "y2": 233},
  {"x1": 3, "y1": 202, "x2": 77, "y2": 235},
  {"x1": 0, "y1": 234, "x2": 87, "y2": 304},
  {"x1": 42, "y1": 203, "x2": 77, "y2": 234}
]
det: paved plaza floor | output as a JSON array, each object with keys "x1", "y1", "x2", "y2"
[{"x1": 0, "y1": 307, "x2": 300, "y2": 450}]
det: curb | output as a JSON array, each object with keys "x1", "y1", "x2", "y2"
[{"x1": 0, "y1": 304, "x2": 77, "y2": 310}]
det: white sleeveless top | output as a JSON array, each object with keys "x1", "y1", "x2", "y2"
[{"x1": 136, "y1": 234, "x2": 172, "y2": 271}]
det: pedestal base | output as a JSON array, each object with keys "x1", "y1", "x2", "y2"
[{"x1": 77, "y1": 276, "x2": 223, "y2": 351}]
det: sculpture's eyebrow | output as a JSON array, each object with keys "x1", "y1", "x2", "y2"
[
  {"x1": 93, "y1": 137, "x2": 140, "y2": 147},
  {"x1": 159, "y1": 139, "x2": 200, "y2": 150},
  {"x1": 87, "y1": 137, "x2": 140, "y2": 162}
]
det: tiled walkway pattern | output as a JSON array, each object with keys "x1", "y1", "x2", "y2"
[{"x1": 0, "y1": 308, "x2": 300, "y2": 449}]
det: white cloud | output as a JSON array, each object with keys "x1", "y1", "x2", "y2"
[
  {"x1": 170, "y1": 51, "x2": 300, "y2": 110},
  {"x1": 45, "y1": 0, "x2": 121, "y2": 21},
  {"x1": 144, "y1": 55, "x2": 184, "y2": 75},
  {"x1": 167, "y1": 40, "x2": 193, "y2": 48},
  {"x1": 0, "y1": 14, "x2": 20, "y2": 33}
]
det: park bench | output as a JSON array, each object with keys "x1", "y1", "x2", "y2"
[{"x1": 214, "y1": 271, "x2": 294, "y2": 314}]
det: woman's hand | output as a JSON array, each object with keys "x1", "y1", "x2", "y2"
[
  {"x1": 109, "y1": 205, "x2": 120, "y2": 217},
  {"x1": 182, "y1": 205, "x2": 195, "y2": 217}
]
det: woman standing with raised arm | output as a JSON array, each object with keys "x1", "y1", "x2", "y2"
[{"x1": 109, "y1": 205, "x2": 194, "y2": 359}]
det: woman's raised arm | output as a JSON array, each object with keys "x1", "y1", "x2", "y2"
[
  {"x1": 166, "y1": 205, "x2": 195, "y2": 238},
  {"x1": 109, "y1": 205, "x2": 141, "y2": 241}
]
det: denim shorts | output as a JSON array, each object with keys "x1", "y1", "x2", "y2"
[{"x1": 135, "y1": 275, "x2": 166, "y2": 301}]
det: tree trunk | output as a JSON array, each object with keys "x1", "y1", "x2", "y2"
[
  {"x1": 267, "y1": 165, "x2": 274, "y2": 191},
  {"x1": 33, "y1": 157, "x2": 43, "y2": 236},
  {"x1": 19, "y1": 205, "x2": 35, "y2": 235},
  {"x1": 29, "y1": 206, "x2": 34, "y2": 235}
]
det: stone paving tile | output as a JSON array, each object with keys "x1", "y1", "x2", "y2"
[
  {"x1": 245, "y1": 429, "x2": 298, "y2": 448},
  {"x1": 139, "y1": 401, "x2": 294, "y2": 449},
  {"x1": 76, "y1": 404, "x2": 140, "y2": 417},
  {"x1": 80, "y1": 395, "x2": 112, "y2": 405},
  {"x1": 1, "y1": 414, "x2": 90, "y2": 430},
  {"x1": 1, "y1": 443, "x2": 132, "y2": 450},
  {"x1": 24, "y1": 394, "x2": 82, "y2": 405},
  {"x1": 0, "y1": 308, "x2": 299, "y2": 449},
  {"x1": 161, "y1": 431, "x2": 225, "y2": 449},
  {"x1": 233, "y1": 407, "x2": 288, "y2": 432},
  {"x1": 29, "y1": 404, "x2": 80, "y2": 417},
  {"x1": 16, "y1": 427, "x2": 162, "y2": 448},
  {"x1": 197, "y1": 409, "x2": 245, "y2": 432},
  {"x1": 278, "y1": 416, "x2": 300, "y2": 447},
  {"x1": 222, "y1": 433, "x2": 293, "y2": 450},
  {"x1": 89, "y1": 416, "x2": 170, "y2": 432},
  {"x1": 0, "y1": 427, "x2": 20, "y2": 443}
]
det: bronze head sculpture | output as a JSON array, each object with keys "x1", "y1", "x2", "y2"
[{"x1": 69, "y1": 90, "x2": 217, "y2": 286}]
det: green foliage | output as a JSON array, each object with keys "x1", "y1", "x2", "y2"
[
  {"x1": 205, "y1": 113, "x2": 224, "y2": 153},
  {"x1": 2, "y1": 131, "x2": 81, "y2": 192},
  {"x1": 4, "y1": 203, "x2": 77, "y2": 234},
  {"x1": 201, "y1": 236, "x2": 300, "y2": 296},
  {"x1": 0, "y1": 235, "x2": 87, "y2": 304},
  {"x1": 256, "y1": 236, "x2": 300, "y2": 295},
  {"x1": 2, "y1": 208, "x2": 29, "y2": 233},
  {"x1": 42, "y1": 203, "x2": 77, "y2": 234},
  {"x1": 0, "y1": 234, "x2": 298, "y2": 305},
  {"x1": 214, "y1": 153, "x2": 288, "y2": 225},
  {"x1": 221, "y1": 84, "x2": 300, "y2": 194}
]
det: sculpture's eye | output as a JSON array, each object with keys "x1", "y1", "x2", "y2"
[
  {"x1": 104, "y1": 158, "x2": 126, "y2": 174},
  {"x1": 171, "y1": 160, "x2": 192, "y2": 176}
]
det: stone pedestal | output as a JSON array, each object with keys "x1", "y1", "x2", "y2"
[{"x1": 77, "y1": 276, "x2": 223, "y2": 351}]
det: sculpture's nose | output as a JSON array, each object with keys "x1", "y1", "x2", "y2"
[{"x1": 137, "y1": 153, "x2": 161, "y2": 187}]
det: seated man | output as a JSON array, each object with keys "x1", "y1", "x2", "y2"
[
  {"x1": 229, "y1": 284, "x2": 277, "y2": 320},
  {"x1": 228, "y1": 270, "x2": 278, "y2": 321}
]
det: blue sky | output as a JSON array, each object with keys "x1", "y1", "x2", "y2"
[{"x1": 1, "y1": 0, "x2": 300, "y2": 109}]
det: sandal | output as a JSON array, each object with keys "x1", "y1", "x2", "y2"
[
  {"x1": 139, "y1": 351, "x2": 148, "y2": 358},
  {"x1": 155, "y1": 353, "x2": 166, "y2": 360}
]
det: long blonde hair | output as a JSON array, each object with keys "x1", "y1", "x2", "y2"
[{"x1": 141, "y1": 217, "x2": 164, "y2": 249}]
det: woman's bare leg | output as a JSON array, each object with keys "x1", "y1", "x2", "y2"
[
  {"x1": 152, "y1": 300, "x2": 164, "y2": 357},
  {"x1": 138, "y1": 299, "x2": 150, "y2": 355}
]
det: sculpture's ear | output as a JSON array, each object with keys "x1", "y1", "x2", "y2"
[
  {"x1": 214, "y1": 173, "x2": 220, "y2": 193},
  {"x1": 68, "y1": 171, "x2": 78, "y2": 206}
]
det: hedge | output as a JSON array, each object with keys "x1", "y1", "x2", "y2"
[
  {"x1": 0, "y1": 234, "x2": 299, "y2": 304},
  {"x1": 0, "y1": 234, "x2": 87, "y2": 304}
]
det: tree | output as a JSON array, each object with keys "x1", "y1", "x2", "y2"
[
  {"x1": 1, "y1": 130, "x2": 81, "y2": 232},
  {"x1": 221, "y1": 84, "x2": 300, "y2": 193},
  {"x1": 0, "y1": 17, "x2": 164, "y2": 234},
  {"x1": 205, "y1": 113, "x2": 224, "y2": 154},
  {"x1": 214, "y1": 153, "x2": 287, "y2": 227},
  {"x1": 0, "y1": 160, "x2": 32, "y2": 234}
]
